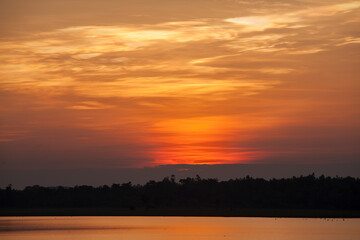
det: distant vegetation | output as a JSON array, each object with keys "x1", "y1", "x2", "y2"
[{"x1": 1, "y1": 174, "x2": 360, "y2": 216}]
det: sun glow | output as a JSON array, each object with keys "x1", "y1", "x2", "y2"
[{"x1": 147, "y1": 117, "x2": 268, "y2": 165}]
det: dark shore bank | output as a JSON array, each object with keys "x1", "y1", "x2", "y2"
[
  {"x1": 2, "y1": 175, "x2": 359, "y2": 218},
  {"x1": 1, "y1": 208, "x2": 360, "y2": 218}
]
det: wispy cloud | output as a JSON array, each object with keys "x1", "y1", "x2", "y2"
[
  {"x1": 66, "y1": 101, "x2": 115, "y2": 110},
  {"x1": 0, "y1": 0, "x2": 359, "y2": 168},
  {"x1": 0, "y1": 130, "x2": 30, "y2": 142},
  {"x1": 225, "y1": 1, "x2": 360, "y2": 31}
]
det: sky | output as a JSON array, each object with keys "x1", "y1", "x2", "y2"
[{"x1": 0, "y1": 0, "x2": 360, "y2": 184}]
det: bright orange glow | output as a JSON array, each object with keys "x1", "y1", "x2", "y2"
[
  {"x1": 150, "y1": 146, "x2": 266, "y2": 165},
  {"x1": 145, "y1": 117, "x2": 274, "y2": 165}
]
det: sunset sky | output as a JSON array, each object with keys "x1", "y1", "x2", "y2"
[{"x1": 0, "y1": 0, "x2": 359, "y2": 176}]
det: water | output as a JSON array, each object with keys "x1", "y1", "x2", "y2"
[{"x1": 0, "y1": 216, "x2": 359, "y2": 240}]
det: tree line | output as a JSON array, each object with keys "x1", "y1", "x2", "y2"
[{"x1": 1, "y1": 174, "x2": 359, "y2": 210}]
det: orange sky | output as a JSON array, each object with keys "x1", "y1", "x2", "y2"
[{"x1": 0, "y1": 0, "x2": 359, "y2": 170}]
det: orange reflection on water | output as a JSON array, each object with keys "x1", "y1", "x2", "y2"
[{"x1": 1, "y1": 216, "x2": 360, "y2": 240}]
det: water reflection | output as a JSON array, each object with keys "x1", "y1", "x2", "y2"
[{"x1": 0, "y1": 217, "x2": 359, "y2": 240}]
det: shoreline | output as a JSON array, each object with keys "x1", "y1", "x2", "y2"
[{"x1": 1, "y1": 208, "x2": 359, "y2": 218}]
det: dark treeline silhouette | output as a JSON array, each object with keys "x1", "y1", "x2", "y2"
[{"x1": 1, "y1": 174, "x2": 360, "y2": 211}]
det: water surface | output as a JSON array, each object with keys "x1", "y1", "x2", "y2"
[{"x1": 0, "y1": 216, "x2": 359, "y2": 240}]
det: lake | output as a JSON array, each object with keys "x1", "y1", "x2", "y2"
[{"x1": 0, "y1": 216, "x2": 359, "y2": 239}]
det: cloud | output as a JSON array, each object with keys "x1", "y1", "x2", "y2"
[
  {"x1": 0, "y1": 0, "x2": 359, "y2": 168},
  {"x1": 225, "y1": 1, "x2": 360, "y2": 31},
  {"x1": 0, "y1": 129, "x2": 30, "y2": 142},
  {"x1": 66, "y1": 101, "x2": 115, "y2": 110}
]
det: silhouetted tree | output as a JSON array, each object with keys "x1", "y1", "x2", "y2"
[{"x1": 1, "y1": 175, "x2": 359, "y2": 210}]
